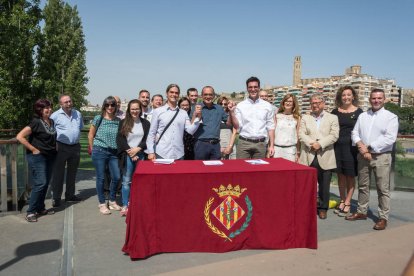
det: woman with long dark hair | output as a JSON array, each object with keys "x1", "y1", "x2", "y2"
[
  {"x1": 88, "y1": 96, "x2": 122, "y2": 215},
  {"x1": 16, "y1": 99, "x2": 57, "y2": 222},
  {"x1": 116, "y1": 99, "x2": 150, "y2": 216},
  {"x1": 178, "y1": 97, "x2": 195, "y2": 160},
  {"x1": 331, "y1": 86, "x2": 363, "y2": 216}
]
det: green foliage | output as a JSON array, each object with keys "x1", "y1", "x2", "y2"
[
  {"x1": 0, "y1": 0, "x2": 88, "y2": 129},
  {"x1": 0, "y1": 0, "x2": 42, "y2": 128},
  {"x1": 385, "y1": 103, "x2": 414, "y2": 134},
  {"x1": 36, "y1": 0, "x2": 89, "y2": 107}
]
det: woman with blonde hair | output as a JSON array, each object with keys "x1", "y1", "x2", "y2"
[{"x1": 272, "y1": 94, "x2": 300, "y2": 162}]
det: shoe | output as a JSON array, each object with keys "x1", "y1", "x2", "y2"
[
  {"x1": 52, "y1": 199, "x2": 61, "y2": 207},
  {"x1": 333, "y1": 200, "x2": 345, "y2": 214},
  {"x1": 345, "y1": 212, "x2": 367, "y2": 221},
  {"x1": 25, "y1": 214, "x2": 37, "y2": 222},
  {"x1": 37, "y1": 208, "x2": 55, "y2": 216},
  {"x1": 120, "y1": 207, "x2": 128, "y2": 217},
  {"x1": 108, "y1": 201, "x2": 122, "y2": 211},
  {"x1": 373, "y1": 218, "x2": 387, "y2": 230},
  {"x1": 337, "y1": 204, "x2": 351, "y2": 217},
  {"x1": 65, "y1": 195, "x2": 82, "y2": 202},
  {"x1": 99, "y1": 204, "x2": 111, "y2": 215},
  {"x1": 318, "y1": 210, "x2": 327, "y2": 219}
]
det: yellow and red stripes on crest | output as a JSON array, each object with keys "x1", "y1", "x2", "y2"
[{"x1": 212, "y1": 196, "x2": 245, "y2": 230}]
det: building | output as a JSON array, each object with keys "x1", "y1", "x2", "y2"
[{"x1": 265, "y1": 57, "x2": 404, "y2": 114}]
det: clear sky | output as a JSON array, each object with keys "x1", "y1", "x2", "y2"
[{"x1": 60, "y1": 0, "x2": 414, "y2": 105}]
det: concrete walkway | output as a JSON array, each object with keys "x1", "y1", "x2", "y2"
[{"x1": 0, "y1": 170, "x2": 413, "y2": 276}]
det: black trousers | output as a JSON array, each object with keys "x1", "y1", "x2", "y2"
[
  {"x1": 310, "y1": 156, "x2": 332, "y2": 211},
  {"x1": 51, "y1": 142, "x2": 80, "y2": 200}
]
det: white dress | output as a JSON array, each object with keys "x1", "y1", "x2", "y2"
[{"x1": 273, "y1": 114, "x2": 298, "y2": 162}]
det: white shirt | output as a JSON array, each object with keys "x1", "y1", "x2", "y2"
[
  {"x1": 351, "y1": 107, "x2": 398, "y2": 153},
  {"x1": 141, "y1": 107, "x2": 153, "y2": 122},
  {"x1": 235, "y1": 98, "x2": 275, "y2": 139},
  {"x1": 146, "y1": 104, "x2": 200, "y2": 159}
]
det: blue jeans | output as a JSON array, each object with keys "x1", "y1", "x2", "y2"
[
  {"x1": 92, "y1": 146, "x2": 120, "y2": 204},
  {"x1": 194, "y1": 140, "x2": 221, "y2": 160},
  {"x1": 121, "y1": 152, "x2": 144, "y2": 207},
  {"x1": 26, "y1": 153, "x2": 55, "y2": 215}
]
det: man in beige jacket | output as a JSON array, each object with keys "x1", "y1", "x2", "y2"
[{"x1": 299, "y1": 93, "x2": 339, "y2": 219}]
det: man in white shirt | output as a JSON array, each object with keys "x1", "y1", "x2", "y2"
[
  {"x1": 346, "y1": 89, "x2": 399, "y2": 230},
  {"x1": 235, "y1": 77, "x2": 275, "y2": 159},
  {"x1": 146, "y1": 84, "x2": 201, "y2": 160},
  {"x1": 139, "y1": 90, "x2": 152, "y2": 121}
]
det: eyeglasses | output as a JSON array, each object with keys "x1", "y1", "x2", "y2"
[
  {"x1": 104, "y1": 103, "x2": 116, "y2": 108},
  {"x1": 311, "y1": 101, "x2": 323, "y2": 106}
]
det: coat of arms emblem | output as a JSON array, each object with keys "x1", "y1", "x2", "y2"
[{"x1": 204, "y1": 184, "x2": 253, "y2": 242}]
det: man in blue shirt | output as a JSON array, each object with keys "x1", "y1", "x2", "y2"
[
  {"x1": 50, "y1": 95, "x2": 84, "y2": 207},
  {"x1": 193, "y1": 86, "x2": 239, "y2": 160}
]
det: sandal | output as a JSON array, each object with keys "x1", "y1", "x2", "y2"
[
  {"x1": 26, "y1": 214, "x2": 38, "y2": 222},
  {"x1": 108, "y1": 201, "x2": 122, "y2": 211},
  {"x1": 37, "y1": 208, "x2": 55, "y2": 216},
  {"x1": 334, "y1": 200, "x2": 345, "y2": 214},
  {"x1": 99, "y1": 204, "x2": 111, "y2": 215},
  {"x1": 338, "y1": 204, "x2": 351, "y2": 217}
]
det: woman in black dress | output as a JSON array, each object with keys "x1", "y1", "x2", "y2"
[{"x1": 331, "y1": 86, "x2": 363, "y2": 216}]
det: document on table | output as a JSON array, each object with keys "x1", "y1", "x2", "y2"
[
  {"x1": 203, "y1": 160, "x2": 224, "y2": 166},
  {"x1": 154, "y1": 159, "x2": 175, "y2": 164},
  {"x1": 245, "y1": 159, "x2": 269, "y2": 165}
]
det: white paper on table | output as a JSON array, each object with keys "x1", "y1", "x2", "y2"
[
  {"x1": 154, "y1": 159, "x2": 175, "y2": 164},
  {"x1": 245, "y1": 159, "x2": 269, "y2": 165},
  {"x1": 202, "y1": 160, "x2": 224, "y2": 166}
]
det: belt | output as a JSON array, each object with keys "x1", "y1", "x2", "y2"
[
  {"x1": 198, "y1": 138, "x2": 220, "y2": 144},
  {"x1": 239, "y1": 136, "x2": 266, "y2": 143},
  {"x1": 275, "y1": 144, "x2": 296, "y2": 148},
  {"x1": 57, "y1": 141, "x2": 80, "y2": 146}
]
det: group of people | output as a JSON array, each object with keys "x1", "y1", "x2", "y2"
[{"x1": 16, "y1": 76, "x2": 398, "y2": 231}]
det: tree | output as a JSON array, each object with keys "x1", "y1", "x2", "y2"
[
  {"x1": 385, "y1": 103, "x2": 414, "y2": 134},
  {"x1": 36, "y1": 0, "x2": 88, "y2": 108},
  {"x1": 0, "y1": 0, "x2": 42, "y2": 129}
]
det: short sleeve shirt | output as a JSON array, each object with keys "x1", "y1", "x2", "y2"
[
  {"x1": 92, "y1": 115, "x2": 120, "y2": 149},
  {"x1": 28, "y1": 118, "x2": 57, "y2": 157}
]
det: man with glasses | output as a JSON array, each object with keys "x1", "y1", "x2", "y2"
[
  {"x1": 50, "y1": 94, "x2": 83, "y2": 207},
  {"x1": 193, "y1": 86, "x2": 238, "y2": 160},
  {"x1": 235, "y1": 76, "x2": 275, "y2": 159},
  {"x1": 299, "y1": 93, "x2": 339, "y2": 219},
  {"x1": 138, "y1": 90, "x2": 152, "y2": 121}
]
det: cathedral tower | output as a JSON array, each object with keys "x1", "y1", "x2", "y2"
[{"x1": 293, "y1": 56, "x2": 302, "y2": 86}]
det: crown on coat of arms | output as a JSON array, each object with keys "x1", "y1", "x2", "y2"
[{"x1": 212, "y1": 184, "x2": 246, "y2": 198}]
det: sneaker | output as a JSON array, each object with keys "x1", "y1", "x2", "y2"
[
  {"x1": 52, "y1": 199, "x2": 61, "y2": 207},
  {"x1": 120, "y1": 207, "x2": 128, "y2": 217},
  {"x1": 108, "y1": 201, "x2": 122, "y2": 211},
  {"x1": 65, "y1": 195, "x2": 82, "y2": 202},
  {"x1": 99, "y1": 204, "x2": 111, "y2": 215}
]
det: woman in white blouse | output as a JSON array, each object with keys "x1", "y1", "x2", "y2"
[{"x1": 272, "y1": 94, "x2": 300, "y2": 162}]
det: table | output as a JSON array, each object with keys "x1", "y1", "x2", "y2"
[{"x1": 122, "y1": 158, "x2": 317, "y2": 259}]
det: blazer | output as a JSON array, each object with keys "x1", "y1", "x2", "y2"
[
  {"x1": 299, "y1": 112, "x2": 339, "y2": 170},
  {"x1": 116, "y1": 118, "x2": 151, "y2": 172}
]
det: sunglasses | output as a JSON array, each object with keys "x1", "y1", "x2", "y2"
[{"x1": 104, "y1": 103, "x2": 116, "y2": 108}]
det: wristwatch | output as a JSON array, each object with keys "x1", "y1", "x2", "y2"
[{"x1": 367, "y1": 145, "x2": 373, "y2": 152}]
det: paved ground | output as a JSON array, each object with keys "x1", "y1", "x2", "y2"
[{"x1": 1, "y1": 169, "x2": 413, "y2": 276}]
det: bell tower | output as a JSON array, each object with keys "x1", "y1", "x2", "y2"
[{"x1": 293, "y1": 56, "x2": 302, "y2": 86}]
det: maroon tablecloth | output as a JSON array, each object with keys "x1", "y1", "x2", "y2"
[{"x1": 122, "y1": 158, "x2": 317, "y2": 259}]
